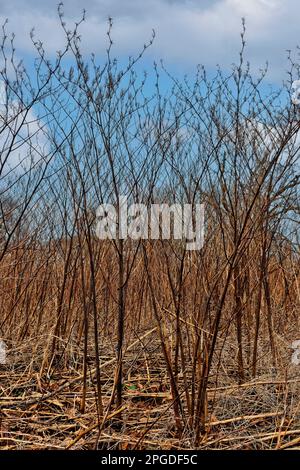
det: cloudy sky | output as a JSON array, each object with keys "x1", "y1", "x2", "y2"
[{"x1": 0, "y1": 0, "x2": 299, "y2": 82}]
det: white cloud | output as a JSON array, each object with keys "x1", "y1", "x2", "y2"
[
  {"x1": 0, "y1": 1, "x2": 299, "y2": 81},
  {"x1": 0, "y1": 81, "x2": 48, "y2": 176}
]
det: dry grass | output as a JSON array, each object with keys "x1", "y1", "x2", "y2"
[
  {"x1": 0, "y1": 19, "x2": 299, "y2": 450},
  {"x1": 1, "y1": 316, "x2": 300, "y2": 450}
]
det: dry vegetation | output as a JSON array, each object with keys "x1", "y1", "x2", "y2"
[{"x1": 0, "y1": 11, "x2": 299, "y2": 450}]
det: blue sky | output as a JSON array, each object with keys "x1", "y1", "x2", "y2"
[{"x1": 0, "y1": 0, "x2": 300, "y2": 85}]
